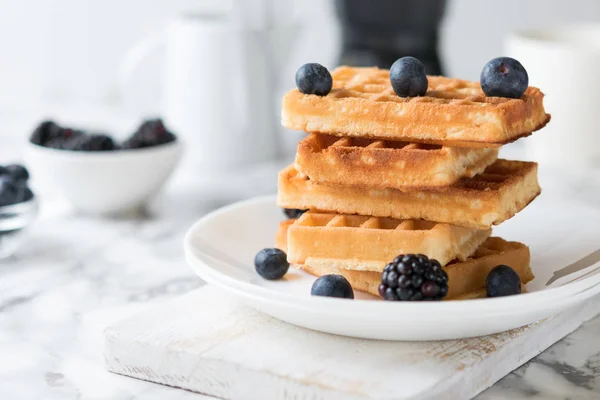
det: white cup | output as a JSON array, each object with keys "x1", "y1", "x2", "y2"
[
  {"x1": 120, "y1": 14, "x2": 280, "y2": 170},
  {"x1": 506, "y1": 25, "x2": 600, "y2": 167}
]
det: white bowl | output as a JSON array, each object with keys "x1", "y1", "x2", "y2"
[{"x1": 24, "y1": 141, "x2": 182, "y2": 215}]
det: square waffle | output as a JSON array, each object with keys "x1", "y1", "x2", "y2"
[
  {"x1": 276, "y1": 221, "x2": 533, "y2": 300},
  {"x1": 285, "y1": 212, "x2": 491, "y2": 268},
  {"x1": 296, "y1": 133, "x2": 499, "y2": 189},
  {"x1": 282, "y1": 66, "x2": 550, "y2": 148},
  {"x1": 278, "y1": 159, "x2": 540, "y2": 229}
]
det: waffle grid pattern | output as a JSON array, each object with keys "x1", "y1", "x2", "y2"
[
  {"x1": 278, "y1": 160, "x2": 541, "y2": 229},
  {"x1": 314, "y1": 134, "x2": 443, "y2": 152},
  {"x1": 296, "y1": 213, "x2": 436, "y2": 231},
  {"x1": 296, "y1": 133, "x2": 499, "y2": 189},
  {"x1": 287, "y1": 211, "x2": 491, "y2": 267},
  {"x1": 329, "y1": 67, "x2": 510, "y2": 107}
]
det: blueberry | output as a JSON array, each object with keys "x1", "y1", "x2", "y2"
[
  {"x1": 0, "y1": 177, "x2": 19, "y2": 207},
  {"x1": 295, "y1": 63, "x2": 333, "y2": 96},
  {"x1": 311, "y1": 274, "x2": 354, "y2": 299},
  {"x1": 254, "y1": 248, "x2": 289, "y2": 280},
  {"x1": 4, "y1": 165, "x2": 29, "y2": 182},
  {"x1": 283, "y1": 208, "x2": 307, "y2": 219},
  {"x1": 486, "y1": 265, "x2": 521, "y2": 297},
  {"x1": 480, "y1": 57, "x2": 528, "y2": 99},
  {"x1": 389, "y1": 57, "x2": 428, "y2": 97},
  {"x1": 15, "y1": 186, "x2": 34, "y2": 203}
]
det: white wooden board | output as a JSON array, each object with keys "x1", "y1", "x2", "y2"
[{"x1": 104, "y1": 286, "x2": 600, "y2": 400}]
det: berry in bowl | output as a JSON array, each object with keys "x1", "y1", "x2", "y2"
[
  {"x1": 25, "y1": 118, "x2": 182, "y2": 215},
  {"x1": 0, "y1": 164, "x2": 38, "y2": 259}
]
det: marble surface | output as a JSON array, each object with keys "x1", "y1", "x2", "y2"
[{"x1": 0, "y1": 134, "x2": 599, "y2": 399}]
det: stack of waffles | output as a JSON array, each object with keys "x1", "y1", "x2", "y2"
[{"x1": 276, "y1": 66, "x2": 550, "y2": 300}]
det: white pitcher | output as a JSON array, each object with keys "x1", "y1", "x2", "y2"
[{"x1": 120, "y1": 9, "x2": 299, "y2": 170}]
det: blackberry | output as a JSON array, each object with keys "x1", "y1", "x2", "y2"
[
  {"x1": 283, "y1": 208, "x2": 307, "y2": 219},
  {"x1": 63, "y1": 134, "x2": 116, "y2": 151},
  {"x1": 122, "y1": 118, "x2": 176, "y2": 149},
  {"x1": 29, "y1": 120, "x2": 63, "y2": 145},
  {"x1": 378, "y1": 254, "x2": 448, "y2": 301}
]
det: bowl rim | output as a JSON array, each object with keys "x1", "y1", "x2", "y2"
[{"x1": 25, "y1": 139, "x2": 182, "y2": 161}]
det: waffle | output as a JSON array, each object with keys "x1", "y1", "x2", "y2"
[
  {"x1": 275, "y1": 222, "x2": 533, "y2": 300},
  {"x1": 296, "y1": 133, "x2": 499, "y2": 189},
  {"x1": 278, "y1": 159, "x2": 540, "y2": 229},
  {"x1": 285, "y1": 211, "x2": 491, "y2": 268},
  {"x1": 282, "y1": 67, "x2": 550, "y2": 148}
]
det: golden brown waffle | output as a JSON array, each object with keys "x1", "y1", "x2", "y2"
[
  {"x1": 278, "y1": 159, "x2": 540, "y2": 229},
  {"x1": 286, "y1": 211, "x2": 491, "y2": 268},
  {"x1": 282, "y1": 67, "x2": 550, "y2": 148},
  {"x1": 275, "y1": 222, "x2": 533, "y2": 300},
  {"x1": 296, "y1": 133, "x2": 499, "y2": 189}
]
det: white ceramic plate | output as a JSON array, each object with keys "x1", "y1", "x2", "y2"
[{"x1": 184, "y1": 195, "x2": 600, "y2": 340}]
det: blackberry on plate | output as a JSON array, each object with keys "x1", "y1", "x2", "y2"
[
  {"x1": 283, "y1": 208, "x2": 307, "y2": 219},
  {"x1": 122, "y1": 118, "x2": 176, "y2": 149},
  {"x1": 378, "y1": 254, "x2": 448, "y2": 301},
  {"x1": 311, "y1": 274, "x2": 354, "y2": 299},
  {"x1": 486, "y1": 264, "x2": 521, "y2": 297},
  {"x1": 254, "y1": 248, "x2": 289, "y2": 280}
]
